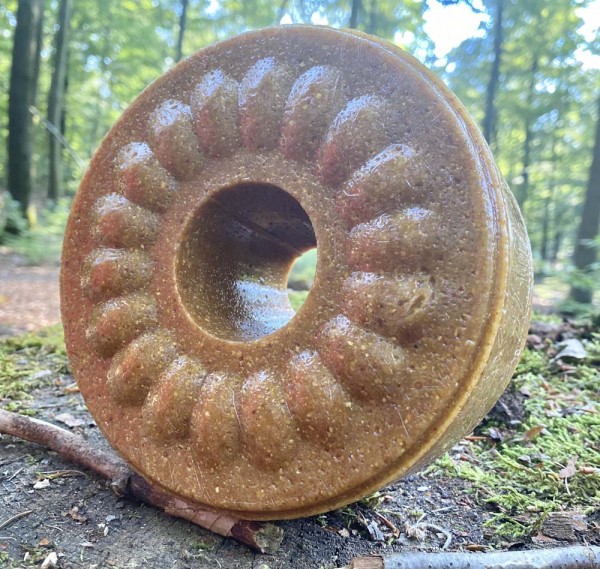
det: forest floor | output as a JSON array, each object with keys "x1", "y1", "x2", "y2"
[{"x1": 0, "y1": 253, "x2": 599, "y2": 568}]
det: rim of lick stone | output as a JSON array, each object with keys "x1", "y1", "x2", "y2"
[{"x1": 60, "y1": 25, "x2": 533, "y2": 520}]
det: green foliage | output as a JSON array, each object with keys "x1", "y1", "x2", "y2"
[
  {"x1": 288, "y1": 290, "x2": 310, "y2": 311},
  {"x1": 432, "y1": 338, "x2": 600, "y2": 539},
  {"x1": 0, "y1": 0, "x2": 598, "y2": 318},
  {"x1": 442, "y1": 0, "x2": 599, "y2": 270},
  {"x1": 287, "y1": 249, "x2": 317, "y2": 310},
  {"x1": 288, "y1": 249, "x2": 318, "y2": 289},
  {"x1": 2, "y1": 197, "x2": 70, "y2": 264}
]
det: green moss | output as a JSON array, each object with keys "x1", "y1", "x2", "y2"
[
  {"x1": 0, "y1": 324, "x2": 68, "y2": 401},
  {"x1": 432, "y1": 340, "x2": 600, "y2": 539},
  {"x1": 530, "y1": 310, "x2": 563, "y2": 325}
]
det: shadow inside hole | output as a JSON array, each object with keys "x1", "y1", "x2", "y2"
[{"x1": 177, "y1": 182, "x2": 316, "y2": 342}]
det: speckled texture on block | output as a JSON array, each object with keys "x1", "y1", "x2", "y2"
[{"x1": 60, "y1": 26, "x2": 533, "y2": 520}]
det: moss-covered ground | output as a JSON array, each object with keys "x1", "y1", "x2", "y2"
[
  {"x1": 0, "y1": 324, "x2": 68, "y2": 412},
  {"x1": 428, "y1": 316, "x2": 599, "y2": 539}
]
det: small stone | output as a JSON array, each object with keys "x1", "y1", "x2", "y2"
[
  {"x1": 55, "y1": 412, "x2": 85, "y2": 428},
  {"x1": 40, "y1": 552, "x2": 58, "y2": 569}
]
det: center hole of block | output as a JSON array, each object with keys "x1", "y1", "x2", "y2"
[{"x1": 177, "y1": 182, "x2": 317, "y2": 342}]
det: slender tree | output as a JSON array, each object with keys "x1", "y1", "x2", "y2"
[
  {"x1": 482, "y1": 0, "x2": 503, "y2": 147},
  {"x1": 349, "y1": 0, "x2": 362, "y2": 29},
  {"x1": 365, "y1": 0, "x2": 378, "y2": 35},
  {"x1": 47, "y1": 0, "x2": 72, "y2": 202},
  {"x1": 539, "y1": 141, "x2": 558, "y2": 263},
  {"x1": 175, "y1": 0, "x2": 188, "y2": 63},
  {"x1": 7, "y1": 0, "x2": 45, "y2": 218},
  {"x1": 570, "y1": 95, "x2": 600, "y2": 304},
  {"x1": 517, "y1": 55, "x2": 539, "y2": 209}
]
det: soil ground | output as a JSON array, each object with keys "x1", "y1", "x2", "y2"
[
  {"x1": 0, "y1": 252, "x2": 598, "y2": 568},
  {"x1": 0, "y1": 250, "x2": 61, "y2": 337}
]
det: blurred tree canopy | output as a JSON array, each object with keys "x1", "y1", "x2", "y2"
[{"x1": 1, "y1": 0, "x2": 599, "y2": 303}]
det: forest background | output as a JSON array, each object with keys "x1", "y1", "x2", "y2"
[{"x1": 1, "y1": 0, "x2": 599, "y2": 310}]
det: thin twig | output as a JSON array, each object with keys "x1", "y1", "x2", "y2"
[
  {"x1": 28, "y1": 105, "x2": 86, "y2": 169},
  {"x1": 0, "y1": 510, "x2": 34, "y2": 531},
  {"x1": 6, "y1": 466, "x2": 24, "y2": 482},
  {"x1": 0, "y1": 409, "x2": 283, "y2": 553},
  {"x1": 374, "y1": 511, "x2": 400, "y2": 538}
]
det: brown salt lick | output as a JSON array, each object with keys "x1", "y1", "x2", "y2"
[{"x1": 60, "y1": 26, "x2": 533, "y2": 520}]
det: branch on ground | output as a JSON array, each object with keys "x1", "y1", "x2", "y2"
[
  {"x1": 347, "y1": 546, "x2": 600, "y2": 569},
  {"x1": 0, "y1": 409, "x2": 283, "y2": 554}
]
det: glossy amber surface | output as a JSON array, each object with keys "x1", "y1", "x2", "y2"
[{"x1": 61, "y1": 26, "x2": 533, "y2": 520}]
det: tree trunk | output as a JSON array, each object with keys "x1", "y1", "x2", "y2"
[
  {"x1": 551, "y1": 224, "x2": 563, "y2": 265},
  {"x1": 540, "y1": 140, "x2": 557, "y2": 263},
  {"x1": 570, "y1": 95, "x2": 600, "y2": 304},
  {"x1": 277, "y1": 0, "x2": 289, "y2": 23},
  {"x1": 517, "y1": 55, "x2": 539, "y2": 210},
  {"x1": 175, "y1": 0, "x2": 188, "y2": 63},
  {"x1": 540, "y1": 194, "x2": 551, "y2": 263},
  {"x1": 7, "y1": 0, "x2": 45, "y2": 218},
  {"x1": 366, "y1": 0, "x2": 377, "y2": 35},
  {"x1": 349, "y1": 0, "x2": 362, "y2": 28},
  {"x1": 31, "y1": 0, "x2": 44, "y2": 109},
  {"x1": 47, "y1": 0, "x2": 72, "y2": 202},
  {"x1": 482, "y1": 0, "x2": 503, "y2": 148}
]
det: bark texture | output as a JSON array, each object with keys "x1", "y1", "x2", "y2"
[
  {"x1": 47, "y1": 0, "x2": 72, "y2": 202},
  {"x1": 7, "y1": 0, "x2": 45, "y2": 217},
  {"x1": 349, "y1": 546, "x2": 600, "y2": 568},
  {"x1": 571, "y1": 95, "x2": 600, "y2": 304},
  {"x1": 482, "y1": 0, "x2": 503, "y2": 147}
]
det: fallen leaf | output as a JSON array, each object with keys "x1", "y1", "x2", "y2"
[
  {"x1": 532, "y1": 533, "x2": 559, "y2": 544},
  {"x1": 466, "y1": 544, "x2": 486, "y2": 552},
  {"x1": 404, "y1": 522, "x2": 426, "y2": 541},
  {"x1": 38, "y1": 538, "x2": 50, "y2": 547},
  {"x1": 551, "y1": 339, "x2": 587, "y2": 362},
  {"x1": 487, "y1": 427, "x2": 504, "y2": 443},
  {"x1": 55, "y1": 412, "x2": 85, "y2": 428},
  {"x1": 68, "y1": 506, "x2": 88, "y2": 523},
  {"x1": 519, "y1": 386, "x2": 532, "y2": 397},
  {"x1": 523, "y1": 425, "x2": 545, "y2": 441},
  {"x1": 559, "y1": 458, "x2": 577, "y2": 479},
  {"x1": 33, "y1": 479, "x2": 50, "y2": 490}
]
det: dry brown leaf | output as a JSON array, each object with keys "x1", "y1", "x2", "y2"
[
  {"x1": 523, "y1": 425, "x2": 545, "y2": 441},
  {"x1": 559, "y1": 458, "x2": 577, "y2": 479}
]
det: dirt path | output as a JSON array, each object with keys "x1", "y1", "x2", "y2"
[{"x1": 0, "y1": 250, "x2": 61, "y2": 336}]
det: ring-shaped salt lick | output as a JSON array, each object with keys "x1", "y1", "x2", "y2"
[{"x1": 60, "y1": 25, "x2": 533, "y2": 520}]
